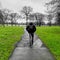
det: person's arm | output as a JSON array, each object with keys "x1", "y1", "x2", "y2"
[
  {"x1": 26, "y1": 26, "x2": 29, "y2": 32},
  {"x1": 33, "y1": 26, "x2": 36, "y2": 32}
]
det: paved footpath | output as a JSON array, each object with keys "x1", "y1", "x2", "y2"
[{"x1": 9, "y1": 29, "x2": 55, "y2": 60}]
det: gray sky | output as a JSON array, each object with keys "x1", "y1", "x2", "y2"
[{"x1": 0, "y1": 0, "x2": 51, "y2": 14}]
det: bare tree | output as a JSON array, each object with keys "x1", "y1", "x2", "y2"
[
  {"x1": 21, "y1": 6, "x2": 33, "y2": 25},
  {"x1": 2, "y1": 9, "x2": 11, "y2": 22},
  {"x1": 10, "y1": 13, "x2": 18, "y2": 25},
  {"x1": 0, "y1": 10, "x2": 5, "y2": 26},
  {"x1": 33, "y1": 13, "x2": 44, "y2": 26},
  {"x1": 45, "y1": 0, "x2": 60, "y2": 25}
]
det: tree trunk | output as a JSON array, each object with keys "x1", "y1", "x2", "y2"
[
  {"x1": 2, "y1": 19, "x2": 5, "y2": 27},
  {"x1": 11, "y1": 19, "x2": 14, "y2": 26},
  {"x1": 2, "y1": 22, "x2": 5, "y2": 27},
  {"x1": 26, "y1": 15, "x2": 28, "y2": 25}
]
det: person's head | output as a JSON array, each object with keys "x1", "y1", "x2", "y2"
[{"x1": 29, "y1": 22, "x2": 33, "y2": 25}]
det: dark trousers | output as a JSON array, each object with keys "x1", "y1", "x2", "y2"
[{"x1": 29, "y1": 33, "x2": 34, "y2": 46}]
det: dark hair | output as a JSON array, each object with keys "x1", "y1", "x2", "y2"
[{"x1": 29, "y1": 22, "x2": 33, "y2": 25}]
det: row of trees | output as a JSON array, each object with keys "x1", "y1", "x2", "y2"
[
  {"x1": 21, "y1": 6, "x2": 44, "y2": 25},
  {"x1": 0, "y1": 6, "x2": 45, "y2": 26},
  {"x1": 0, "y1": 9, "x2": 20, "y2": 26}
]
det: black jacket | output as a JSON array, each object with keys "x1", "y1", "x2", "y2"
[{"x1": 26, "y1": 24, "x2": 36, "y2": 33}]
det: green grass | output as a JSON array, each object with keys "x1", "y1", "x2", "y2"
[
  {"x1": 0, "y1": 26, "x2": 24, "y2": 60},
  {"x1": 36, "y1": 26, "x2": 60, "y2": 60}
]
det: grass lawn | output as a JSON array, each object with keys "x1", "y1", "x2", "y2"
[
  {"x1": 36, "y1": 26, "x2": 60, "y2": 60},
  {"x1": 0, "y1": 26, "x2": 24, "y2": 60}
]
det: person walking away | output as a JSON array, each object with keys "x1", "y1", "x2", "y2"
[{"x1": 26, "y1": 22, "x2": 36, "y2": 47}]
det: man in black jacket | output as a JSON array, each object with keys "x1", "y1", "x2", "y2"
[{"x1": 26, "y1": 22, "x2": 36, "y2": 47}]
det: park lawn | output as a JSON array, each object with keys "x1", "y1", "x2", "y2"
[
  {"x1": 36, "y1": 26, "x2": 60, "y2": 60},
  {"x1": 0, "y1": 26, "x2": 24, "y2": 60}
]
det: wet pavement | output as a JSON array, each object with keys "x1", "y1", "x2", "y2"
[{"x1": 9, "y1": 29, "x2": 55, "y2": 60}]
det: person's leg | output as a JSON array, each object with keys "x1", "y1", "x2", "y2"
[
  {"x1": 29, "y1": 33, "x2": 32, "y2": 47},
  {"x1": 31, "y1": 33, "x2": 34, "y2": 46}
]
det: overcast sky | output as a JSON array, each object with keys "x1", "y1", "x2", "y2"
[{"x1": 0, "y1": 0, "x2": 51, "y2": 14}]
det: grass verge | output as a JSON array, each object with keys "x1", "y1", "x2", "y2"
[
  {"x1": 0, "y1": 26, "x2": 24, "y2": 60},
  {"x1": 36, "y1": 26, "x2": 60, "y2": 60}
]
